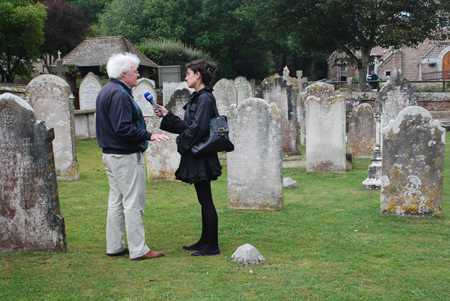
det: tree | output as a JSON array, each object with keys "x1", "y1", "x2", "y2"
[
  {"x1": 99, "y1": 0, "x2": 184, "y2": 45},
  {"x1": 246, "y1": 0, "x2": 450, "y2": 91},
  {"x1": 0, "y1": 0, "x2": 47, "y2": 82},
  {"x1": 65, "y1": 0, "x2": 111, "y2": 24},
  {"x1": 38, "y1": 0, "x2": 90, "y2": 74}
]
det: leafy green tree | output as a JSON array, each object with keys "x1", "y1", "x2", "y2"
[
  {"x1": 65, "y1": 0, "x2": 111, "y2": 24},
  {"x1": 246, "y1": 0, "x2": 450, "y2": 91},
  {"x1": 38, "y1": 0, "x2": 90, "y2": 74},
  {"x1": 0, "y1": 0, "x2": 47, "y2": 82},
  {"x1": 99, "y1": 0, "x2": 184, "y2": 44}
]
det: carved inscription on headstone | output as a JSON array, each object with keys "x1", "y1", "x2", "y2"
[
  {"x1": 26, "y1": 74, "x2": 79, "y2": 180},
  {"x1": 381, "y1": 106, "x2": 445, "y2": 217},
  {"x1": 348, "y1": 103, "x2": 375, "y2": 158},
  {"x1": 79, "y1": 72, "x2": 103, "y2": 110},
  {"x1": 227, "y1": 98, "x2": 283, "y2": 210},
  {"x1": 0, "y1": 93, "x2": 66, "y2": 254}
]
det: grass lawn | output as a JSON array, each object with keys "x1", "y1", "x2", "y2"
[{"x1": 1, "y1": 138, "x2": 450, "y2": 300}]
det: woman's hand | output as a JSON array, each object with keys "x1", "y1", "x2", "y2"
[{"x1": 155, "y1": 104, "x2": 168, "y2": 117}]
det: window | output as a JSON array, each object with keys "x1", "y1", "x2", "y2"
[
  {"x1": 340, "y1": 66, "x2": 346, "y2": 72},
  {"x1": 385, "y1": 70, "x2": 391, "y2": 77}
]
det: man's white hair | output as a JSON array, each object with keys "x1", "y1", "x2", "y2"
[{"x1": 107, "y1": 53, "x2": 140, "y2": 79}]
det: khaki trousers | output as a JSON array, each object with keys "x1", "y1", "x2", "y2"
[{"x1": 102, "y1": 152, "x2": 150, "y2": 259}]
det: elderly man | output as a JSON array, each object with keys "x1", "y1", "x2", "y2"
[{"x1": 96, "y1": 53, "x2": 169, "y2": 261}]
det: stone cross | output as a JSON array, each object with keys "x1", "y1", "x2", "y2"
[
  {"x1": 53, "y1": 59, "x2": 69, "y2": 78},
  {"x1": 57, "y1": 50, "x2": 61, "y2": 60}
]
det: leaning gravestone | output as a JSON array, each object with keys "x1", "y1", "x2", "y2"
[
  {"x1": 213, "y1": 78, "x2": 237, "y2": 116},
  {"x1": 145, "y1": 116, "x2": 180, "y2": 181},
  {"x1": 79, "y1": 72, "x2": 103, "y2": 110},
  {"x1": 0, "y1": 93, "x2": 67, "y2": 254},
  {"x1": 133, "y1": 78, "x2": 157, "y2": 117},
  {"x1": 166, "y1": 88, "x2": 191, "y2": 118},
  {"x1": 228, "y1": 98, "x2": 283, "y2": 210},
  {"x1": 26, "y1": 75, "x2": 79, "y2": 180},
  {"x1": 234, "y1": 76, "x2": 253, "y2": 105},
  {"x1": 348, "y1": 103, "x2": 375, "y2": 158},
  {"x1": 381, "y1": 106, "x2": 445, "y2": 217},
  {"x1": 305, "y1": 83, "x2": 346, "y2": 172},
  {"x1": 375, "y1": 69, "x2": 419, "y2": 149},
  {"x1": 261, "y1": 75, "x2": 300, "y2": 155}
]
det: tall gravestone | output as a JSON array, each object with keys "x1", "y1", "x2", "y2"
[
  {"x1": 261, "y1": 75, "x2": 300, "y2": 155},
  {"x1": 375, "y1": 69, "x2": 419, "y2": 149},
  {"x1": 234, "y1": 76, "x2": 253, "y2": 105},
  {"x1": 79, "y1": 72, "x2": 103, "y2": 110},
  {"x1": 26, "y1": 75, "x2": 79, "y2": 180},
  {"x1": 305, "y1": 83, "x2": 346, "y2": 172},
  {"x1": 213, "y1": 78, "x2": 237, "y2": 116},
  {"x1": 0, "y1": 93, "x2": 66, "y2": 254},
  {"x1": 145, "y1": 116, "x2": 179, "y2": 181},
  {"x1": 166, "y1": 88, "x2": 191, "y2": 118},
  {"x1": 227, "y1": 98, "x2": 283, "y2": 210},
  {"x1": 133, "y1": 78, "x2": 157, "y2": 117},
  {"x1": 348, "y1": 103, "x2": 375, "y2": 158},
  {"x1": 381, "y1": 106, "x2": 445, "y2": 217}
]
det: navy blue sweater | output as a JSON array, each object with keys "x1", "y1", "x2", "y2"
[{"x1": 96, "y1": 78, "x2": 152, "y2": 154}]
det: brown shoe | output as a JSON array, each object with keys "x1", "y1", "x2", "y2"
[
  {"x1": 106, "y1": 247, "x2": 129, "y2": 257},
  {"x1": 131, "y1": 250, "x2": 164, "y2": 261}
]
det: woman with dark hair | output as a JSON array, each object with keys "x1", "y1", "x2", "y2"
[{"x1": 155, "y1": 59, "x2": 222, "y2": 256}]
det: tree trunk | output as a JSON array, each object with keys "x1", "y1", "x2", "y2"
[{"x1": 358, "y1": 48, "x2": 371, "y2": 92}]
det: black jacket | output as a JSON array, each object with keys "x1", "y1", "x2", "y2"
[{"x1": 160, "y1": 86, "x2": 222, "y2": 184}]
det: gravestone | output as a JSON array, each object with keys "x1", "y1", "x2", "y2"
[
  {"x1": 79, "y1": 72, "x2": 103, "y2": 110},
  {"x1": 381, "y1": 106, "x2": 445, "y2": 217},
  {"x1": 0, "y1": 93, "x2": 67, "y2": 254},
  {"x1": 53, "y1": 59, "x2": 68, "y2": 78},
  {"x1": 166, "y1": 88, "x2": 191, "y2": 118},
  {"x1": 213, "y1": 78, "x2": 237, "y2": 116},
  {"x1": 175, "y1": 81, "x2": 195, "y2": 94},
  {"x1": 261, "y1": 75, "x2": 300, "y2": 155},
  {"x1": 26, "y1": 75, "x2": 79, "y2": 180},
  {"x1": 145, "y1": 116, "x2": 180, "y2": 181},
  {"x1": 133, "y1": 78, "x2": 157, "y2": 117},
  {"x1": 375, "y1": 69, "x2": 419, "y2": 148},
  {"x1": 163, "y1": 82, "x2": 179, "y2": 106},
  {"x1": 234, "y1": 76, "x2": 253, "y2": 105},
  {"x1": 138, "y1": 77, "x2": 155, "y2": 88},
  {"x1": 300, "y1": 82, "x2": 335, "y2": 146},
  {"x1": 228, "y1": 98, "x2": 283, "y2": 210},
  {"x1": 305, "y1": 83, "x2": 346, "y2": 172},
  {"x1": 348, "y1": 103, "x2": 375, "y2": 158},
  {"x1": 230, "y1": 243, "x2": 268, "y2": 266}
]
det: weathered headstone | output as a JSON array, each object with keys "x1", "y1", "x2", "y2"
[
  {"x1": 79, "y1": 72, "x2": 103, "y2": 110},
  {"x1": 261, "y1": 75, "x2": 300, "y2": 155},
  {"x1": 133, "y1": 78, "x2": 157, "y2": 117},
  {"x1": 0, "y1": 93, "x2": 67, "y2": 254},
  {"x1": 381, "y1": 106, "x2": 445, "y2": 217},
  {"x1": 234, "y1": 76, "x2": 253, "y2": 105},
  {"x1": 228, "y1": 98, "x2": 283, "y2": 210},
  {"x1": 213, "y1": 78, "x2": 237, "y2": 116},
  {"x1": 375, "y1": 68, "x2": 419, "y2": 148},
  {"x1": 283, "y1": 177, "x2": 299, "y2": 189},
  {"x1": 163, "y1": 82, "x2": 179, "y2": 106},
  {"x1": 230, "y1": 243, "x2": 268, "y2": 266},
  {"x1": 348, "y1": 103, "x2": 375, "y2": 158},
  {"x1": 166, "y1": 88, "x2": 191, "y2": 118},
  {"x1": 26, "y1": 75, "x2": 79, "y2": 180},
  {"x1": 305, "y1": 83, "x2": 346, "y2": 172},
  {"x1": 145, "y1": 116, "x2": 180, "y2": 181}
]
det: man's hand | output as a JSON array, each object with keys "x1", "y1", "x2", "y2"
[{"x1": 150, "y1": 133, "x2": 170, "y2": 141}]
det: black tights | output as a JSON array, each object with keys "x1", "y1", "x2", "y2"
[{"x1": 191, "y1": 180, "x2": 218, "y2": 254}]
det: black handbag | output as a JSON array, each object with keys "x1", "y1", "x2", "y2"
[{"x1": 191, "y1": 106, "x2": 234, "y2": 157}]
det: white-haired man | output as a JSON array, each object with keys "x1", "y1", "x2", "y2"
[{"x1": 96, "y1": 53, "x2": 169, "y2": 260}]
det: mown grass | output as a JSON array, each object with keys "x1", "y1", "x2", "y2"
[{"x1": 1, "y1": 138, "x2": 450, "y2": 300}]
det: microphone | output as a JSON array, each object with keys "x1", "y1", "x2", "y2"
[{"x1": 144, "y1": 92, "x2": 163, "y2": 117}]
